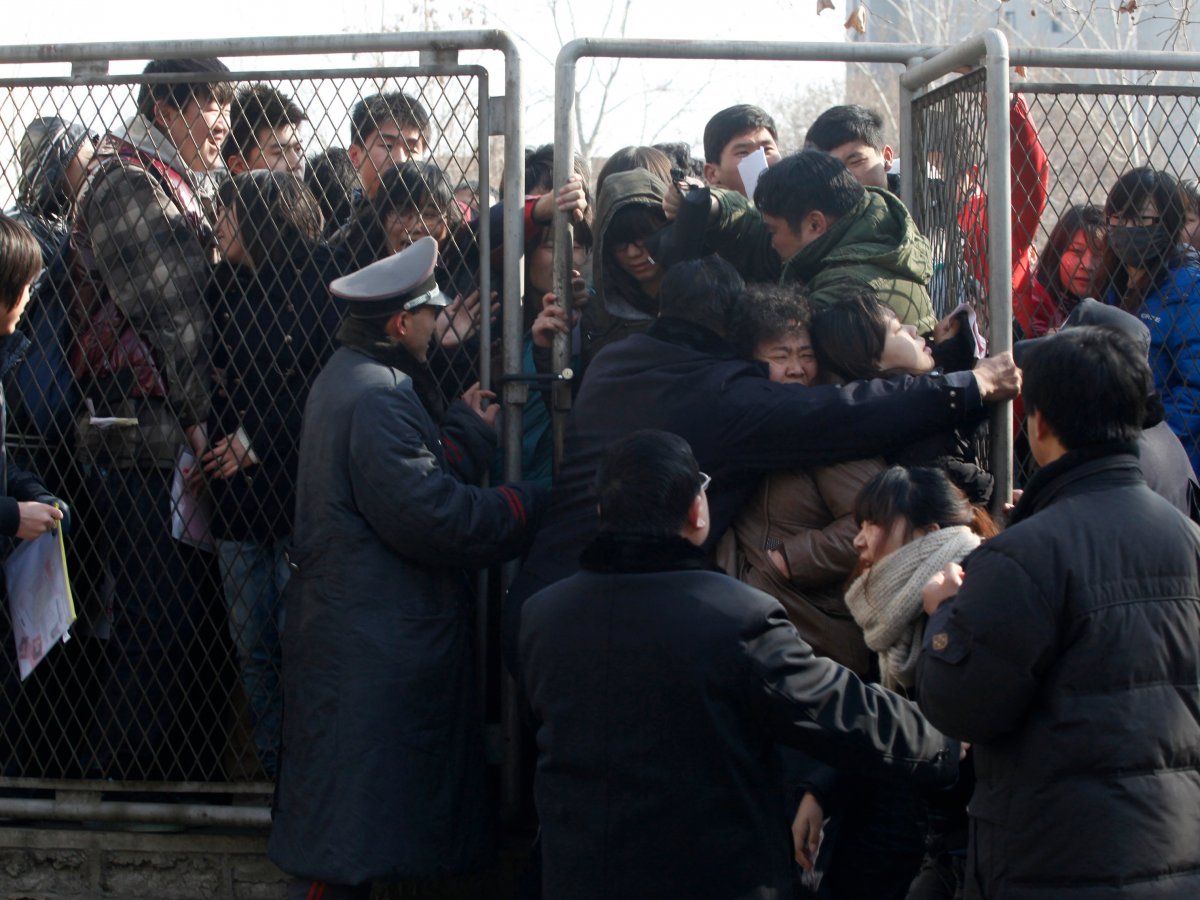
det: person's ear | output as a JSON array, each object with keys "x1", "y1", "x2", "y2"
[
  {"x1": 347, "y1": 142, "x2": 365, "y2": 172},
  {"x1": 227, "y1": 155, "x2": 248, "y2": 176},
  {"x1": 153, "y1": 101, "x2": 178, "y2": 132},
  {"x1": 1029, "y1": 407, "x2": 1049, "y2": 444},
  {"x1": 882, "y1": 145, "x2": 894, "y2": 168},
  {"x1": 687, "y1": 493, "x2": 707, "y2": 531},
  {"x1": 385, "y1": 311, "x2": 408, "y2": 340},
  {"x1": 809, "y1": 211, "x2": 829, "y2": 236},
  {"x1": 703, "y1": 161, "x2": 721, "y2": 186}
]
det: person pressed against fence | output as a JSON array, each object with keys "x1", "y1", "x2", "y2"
[
  {"x1": 345, "y1": 90, "x2": 429, "y2": 204},
  {"x1": 804, "y1": 103, "x2": 896, "y2": 193},
  {"x1": 224, "y1": 84, "x2": 308, "y2": 178},
  {"x1": 1027, "y1": 204, "x2": 1106, "y2": 337},
  {"x1": 1098, "y1": 166, "x2": 1200, "y2": 474},
  {"x1": 518, "y1": 428, "x2": 959, "y2": 900},
  {"x1": 200, "y1": 170, "x2": 338, "y2": 779},
  {"x1": 72, "y1": 56, "x2": 233, "y2": 779},
  {"x1": 579, "y1": 163, "x2": 670, "y2": 365},
  {"x1": 702, "y1": 104, "x2": 781, "y2": 196}
]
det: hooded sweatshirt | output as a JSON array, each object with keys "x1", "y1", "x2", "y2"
[{"x1": 580, "y1": 169, "x2": 668, "y2": 365}]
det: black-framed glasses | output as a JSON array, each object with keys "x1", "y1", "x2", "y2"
[
  {"x1": 698, "y1": 471, "x2": 712, "y2": 494},
  {"x1": 1106, "y1": 214, "x2": 1161, "y2": 228}
]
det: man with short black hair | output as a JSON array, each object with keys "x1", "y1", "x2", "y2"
[
  {"x1": 918, "y1": 325, "x2": 1200, "y2": 899},
  {"x1": 520, "y1": 429, "x2": 957, "y2": 899},
  {"x1": 75, "y1": 56, "x2": 233, "y2": 777},
  {"x1": 225, "y1": 84, "x2": 308, "y2": 177},
  {"x1": 805, "y1": 104, "x2": 896, "y2": 192},
  {"x1": 704, "y1": 149, "x2": 937, "y2": 333},
  {"x1": 346, "y1": 91, "x2": 430, "y2": 201},
  {"x1": 702, "y1": 104, "x2": 781, "y2": 196}
]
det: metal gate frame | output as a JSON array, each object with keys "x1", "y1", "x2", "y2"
[
  {"x1": 900, "y1": 30, "x2": 1200, "y2": 510},
  {"x1": 548, "y1": 38, "x2": 959, "y2": 469},
  {"x1": 0, "y1": 31, "x2": 523, "y2": 830}
]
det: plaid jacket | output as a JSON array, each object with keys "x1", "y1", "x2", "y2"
[{"x1": 74, "y1": 117, "x2": 215, "y2": 467}]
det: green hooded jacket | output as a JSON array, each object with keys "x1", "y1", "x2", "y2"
[{"x1": 706, "y1": 185, "x2": 938, "y2": 335}]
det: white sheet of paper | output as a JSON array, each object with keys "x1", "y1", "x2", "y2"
[
  {"x1": 5, "y1": 524, "x2": 75, "y2": 682},
  {"x1": 737, "y1": 147, "x2": 769, "y2": 201},
  {"x1": 171, "y1": 447, "x2": 215, "y2": 552}
]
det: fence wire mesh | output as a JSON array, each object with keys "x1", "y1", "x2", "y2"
[
  {"x1": 912, "y1": 74, "x2": 1200, "y2": 487},
  {"x1": 0, "y1": 64, "x2": 496, "y2": 785}
]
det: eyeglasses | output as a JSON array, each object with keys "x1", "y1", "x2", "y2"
[
  {"x1": 698, "y1": 471, "x2": 712, "y2": 494},
  {"x1": 610, "y1": 238, "x2": 648, "y2": 254},
  {"x1": 1106, "y1": 214, "x2": 1161, "y2": 228}
]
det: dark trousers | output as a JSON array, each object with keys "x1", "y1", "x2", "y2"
[
  {"x1": 823, "y1": 776, "x2": 927, "y2": 900},
  {"x1": 85, "y1": 465, "x2": 219, "y2": 779}
]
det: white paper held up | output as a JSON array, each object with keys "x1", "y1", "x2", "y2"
[{"x1": 737, "y1": 147, "x2": 770, "y2": 202}]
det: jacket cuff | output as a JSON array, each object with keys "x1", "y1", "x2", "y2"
[
  {"x1": 0, "y1": 497, "x2": 18, "y2": 537},
  {"x1": 943, "y1": 369, "x2": 984, "y2": 419}
]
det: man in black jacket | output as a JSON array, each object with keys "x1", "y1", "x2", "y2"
[
  {"x1": 919, "y1": 326, "x2": 1200, "y2": 899},
  {"x1": 520, "y1": 430, "x2": 957, "y2": 900},
  {"x1": 505, "y1": 255, "x2": 1019, "y2": 672}
]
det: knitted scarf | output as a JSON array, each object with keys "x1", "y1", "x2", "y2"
[{"x1": 844, "y1": 525, "x2": 981, "y2": 691}]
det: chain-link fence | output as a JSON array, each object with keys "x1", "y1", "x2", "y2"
[
  {"x1": 908, "y1": 41, "x2": 1200, "y2": 487},
  {"x1": 0, "y1": 43, "x2": 519, "y2": 824},
  {"x1": 1020, "y1": 83, "x2": 1200, "y2": 483}
]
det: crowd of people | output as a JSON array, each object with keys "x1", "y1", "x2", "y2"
[{"x1": 0, "y1": 55, "x2": 1198, "y2": 900}]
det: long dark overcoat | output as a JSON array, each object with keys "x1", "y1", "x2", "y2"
[{"x1": 268, "y1": 334, "x2": 538, "y2": 883}]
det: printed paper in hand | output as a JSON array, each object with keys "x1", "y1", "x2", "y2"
[
  {"x1": 5, "y1": 523, "x2": 75, "y2": 681},
  {"x1": 737, "y1": 148, "x2": 769, "y2": 202},
  {"x1": 171, "y1": 447, "x2": 215, "y2": 552}
]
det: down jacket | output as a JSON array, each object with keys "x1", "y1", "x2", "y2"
[
  {"x1": 520, "y1": 533, "x2": 957, "y2": 900},
  {"x1": 706, "y1": 186, "x2": 938, "y2": 334},
  {"x1": 268, "y1": 320, "x2": 541, "y2": 884},
  {"x1": 917, "y1": 446, "x2": 1200, "y2": 899}
]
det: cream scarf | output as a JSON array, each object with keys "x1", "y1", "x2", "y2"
[{"x1": 844, "y1": 525, "x2": 981, "y2": 691}]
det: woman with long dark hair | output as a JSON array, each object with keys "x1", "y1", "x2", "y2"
[
  {"x1": 1027, "y1": 204, "x2": 1106, "y2": 337},
  {"x1": 202, "y1": 170, "x2": 334, "y2": 778}
]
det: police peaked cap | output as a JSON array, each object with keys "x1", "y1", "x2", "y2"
[{"x1": 330, "y1": 235, "x2": 450, "y2": 319}]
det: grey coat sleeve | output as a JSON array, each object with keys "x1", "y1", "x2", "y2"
[
  {"x1": 915, "y1": 545, "x2": 1059, "y2": 744},
  {"x1": 742, "y1": 600, "x2": 957, "y2": 788},
  {"x1": 347, "y1": 385, "x2": 538, "y2": 569}
]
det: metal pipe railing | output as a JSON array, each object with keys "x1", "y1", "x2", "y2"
[{"x1": 901, "y1": 29, "x2": 1014, "y2": 512}]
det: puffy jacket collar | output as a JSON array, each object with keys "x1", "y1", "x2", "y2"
[
  {"x1": 786, "y1": 186, "x2": 932, "y2": 286},
  {"x1": 335, "y1": 316, "x2": 446, "y2": 421},
  {"x1": 113, "y1": 115, "x2": 193, "y2": 181},
  {"x1": 647, "y1": 316, "x2": 738, "y2": 359},
  {"x1": 1011, "y1": 442, "x2": 1142, "y2": 524},
  {"x1": 580, "y1": 532, "x2": 716, "y2": 574}
]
